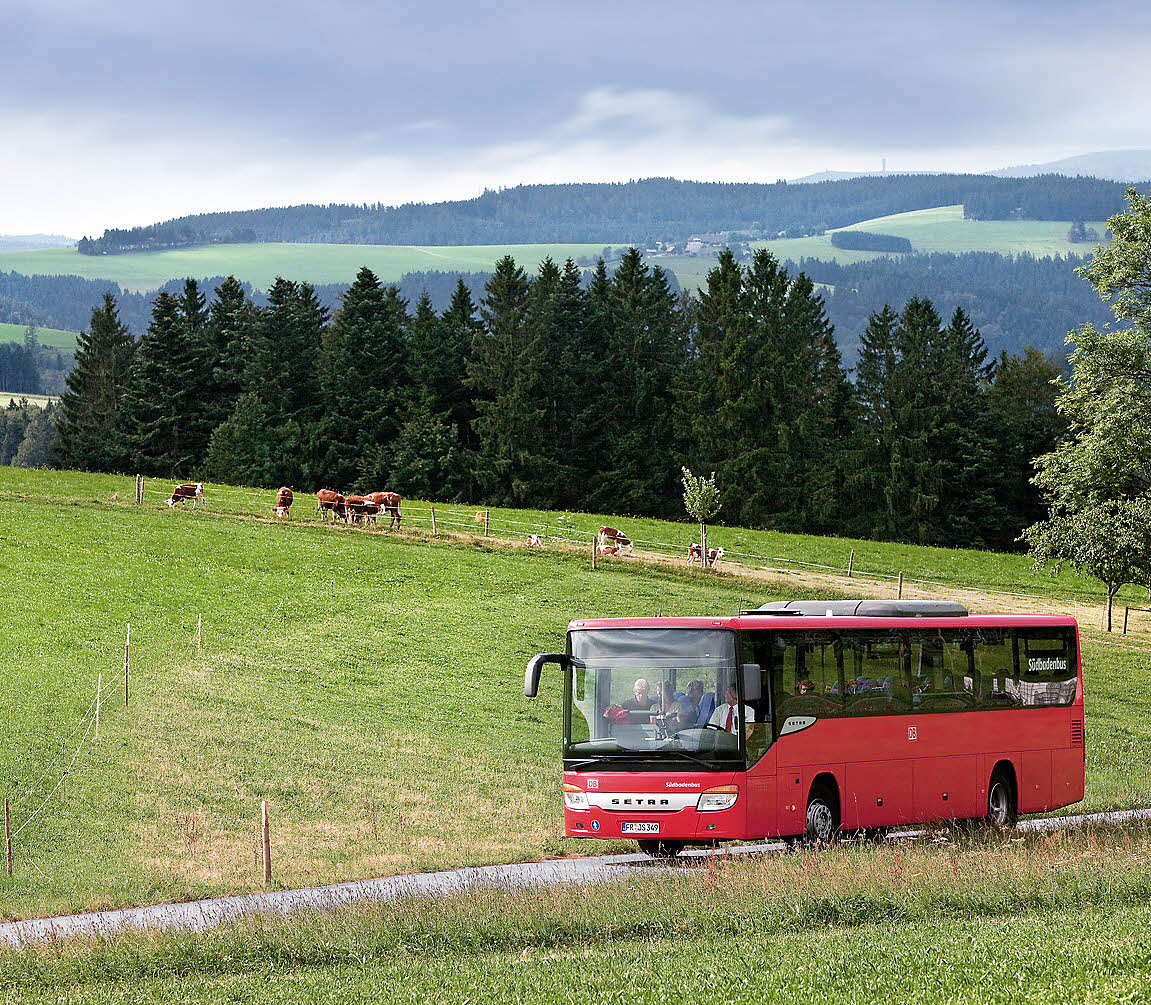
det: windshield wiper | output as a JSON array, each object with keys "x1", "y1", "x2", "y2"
[{"x1": 656, "y1": 749, "x2": 726, "y2": 771}]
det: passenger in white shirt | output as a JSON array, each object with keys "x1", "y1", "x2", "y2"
[{"x1": 709, "y1": 685, "x2": 755, "y2": 739}]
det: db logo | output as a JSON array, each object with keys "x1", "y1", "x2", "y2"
[
  {"x1": 907, "y1": 725, "x2": 918, "y2": 741},
  {"x1": 587, "y1": 779, "x2": 599, "y2": 789}
]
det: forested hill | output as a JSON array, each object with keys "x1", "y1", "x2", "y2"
[{"x1": 78, "y1": 174, "x2": 1145, "y2": 254}]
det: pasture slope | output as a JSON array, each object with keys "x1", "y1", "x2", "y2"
[
  {"x1": 1, "y1": 466, "x2": 1150, "y2": 1003},
  {"x1": 0, "y1": 207, "x2": 1107, "y2": 298},
  {"x1": 0, "y1": 323, "x2": 78, "y2": 351}
]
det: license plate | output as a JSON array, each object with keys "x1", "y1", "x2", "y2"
[{"x1": 621, "y1": 822, "x2": 660, "y2": 834}]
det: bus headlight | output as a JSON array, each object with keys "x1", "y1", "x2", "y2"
[
  {"x1": 563, "y1": 783, "x2": 590, "y2": 810},
  {"x1": 697, "y1": 785, "x2": 739, "y2": 811}
]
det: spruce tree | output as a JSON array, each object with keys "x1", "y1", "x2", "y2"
[
  {"x1": 54, "y1": 293, "x2": 135, "y2": 471},
  {"x1": 468, "y1": 255, "x2": 545, "y2": 504},
  {"x1": 116, "y1": 291, "x2": 197, "y2": 476},
  {"x1": 595, "y1": 249, "x2": 686, "y2": 518}
]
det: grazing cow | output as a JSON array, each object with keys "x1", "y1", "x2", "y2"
[
  {"x1": 316, "y1": 489, "x2": 346, "y2": 521},
  {"x1": 688, "y1": 543, "x2": 725, "y2": 568},
  {"x1": 365, "y1": 491, "x2": 402, "y2": 529},
  {"x1": 167, "y1": 483, "x2": 203, "y2": 509},
  {"x1": 597, "y1": 526, "x2": 633, "y2": 554},
  {"x1": 346, "y1": 495, "x2": 381, "y2": 527},
  {"x1": 274, "y1": 486, "x2": 293, "y2": 518},
  {"x1": 527, "y1": 534, "x2": 544, "y2": 547}
]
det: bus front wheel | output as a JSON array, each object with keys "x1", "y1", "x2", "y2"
[
  {"x1": 805, "y1": 784, "x2": 840, "y2": 844},
  {"x1": 638, "y1": 839, "x2": 684, "y2": 858},
  {"x1": 985, "y1": 769, "x2": 1018, "y2": 829}
]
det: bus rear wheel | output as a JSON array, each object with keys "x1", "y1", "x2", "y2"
[
  {"x1": 805, "y1": 784, "x2": 840, "y2": 844},
  {"x1": 985, "y1": 769, "x2": 1018, "y2": 829},
  {"x1": 638, "y1": 839, "x2": 684, "y2": 858}
]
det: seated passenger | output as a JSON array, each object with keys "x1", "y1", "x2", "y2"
[
  {"x1": 708, "y1": 685, "x2": 755, "y2": 739},
  {"x1": 798, "y1": 678, "x2": 815, "y2": 695},
  {"x1": 621, "y1": 679, "x2": 653, "y2": 710}
]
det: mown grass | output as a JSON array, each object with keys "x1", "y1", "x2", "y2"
[
  {"x1": 1, "y1": 466, "x2": 1149, "y2": 923},
  {"x1": 4, "y1": 825, "x2": 1151, "y2": 1003},
  {"x1": 0, "y1": 243, "x2": 628, "y2": 295},
  {"x1": 0, "y1": 323, "x2": 78, "y2": 351}
]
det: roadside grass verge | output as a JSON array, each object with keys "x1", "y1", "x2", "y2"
[{"x1": 3, "y1": 824, "x2": 1151, "y2": 1003}]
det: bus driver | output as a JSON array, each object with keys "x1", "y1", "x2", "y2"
[{"x1": 709, "y1": 685, "x2": 755, "y2": 739}]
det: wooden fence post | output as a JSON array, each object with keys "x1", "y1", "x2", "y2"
[
  {"x1": 484, "y1": 510, "x2": 490, "y2": 536},
  {"x1": 430, "y1": 507, "x2": 437, "y2": 535},
  {"x1": 261, "y1": 800, "x2": 271, "y2": 886},
  {"x1": 847, "y1": 548, "x2": 855, "y2": 578},
  {"x1": 95, "y1": 673, "x2": 102, "y2": 743},
  {"x1": 591, "y1": 536, "x2": 597, "y2": 570},
  {"x1": 1123, "y1": 607, "x2": 1130, "y2": 635},
  {"x1": 897, "y1": 573, "x2": 904, "y2": 599},
  {"x1": 4, "y1": 798, "x2": 11, "y2": 877},
  {"x1": 124, "y1": 622, "x2": 131, "y2": 708}
]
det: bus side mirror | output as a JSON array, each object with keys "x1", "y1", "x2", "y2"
[
  {"x1": 742, "y1": 664, "x2": 762, "y2": 700},
  {"x1": 525, "y1": 653, "x2": 567, "y2": 697}
]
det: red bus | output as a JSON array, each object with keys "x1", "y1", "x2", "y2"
[{"x1": 525, "y1": 600, "x2": 1085, "y2": 855}]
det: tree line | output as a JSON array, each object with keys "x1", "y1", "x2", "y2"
[
  {"x1": 52, "y1": 248, "x2": 1065, "y2": 552},
  {"x1": 76, "y1": 175, "x2": 1146, "y2": 254}
]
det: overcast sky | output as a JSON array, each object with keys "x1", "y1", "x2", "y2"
[{"x1": 4, "y1": 0, "x2": 1150, "y2": 237}]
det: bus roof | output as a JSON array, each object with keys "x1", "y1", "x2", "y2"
[{"x1": 568, "y1": 611, "x2": 1079, "y2": 631}]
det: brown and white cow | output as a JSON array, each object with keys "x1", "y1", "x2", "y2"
[
  {"x1": 365, "y1": 491, "x2": 402, "y2": 529},
  {"x1": 167, "y1": 483, "x2": 203, "y2": 509},
  {"x1": 597, "y1": 526, "x2": 632, "y2": 554},
  {"x1": 316, "y1": 489, "x2": 347, "y2": 521},
  {"x1": 688, "y1": 543, "x2": 725, "y2": 568},
  {"x1": 346, "y1": 495, "x2": 381, "y2": 527},
  {"x1": 274, "y1": 486, "x2": 293, "y2": 518},
  {"x1": 527, "y1": 534, "x2": 544, "y2": 547},
  {"x1": 597, "y1": 542, "x2": 621, "y2": 556}
]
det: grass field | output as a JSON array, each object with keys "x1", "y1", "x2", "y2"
[
  {"x1": 0, "y1": 243, "x2": 629, "y2": 295},
  {"x1": 0, "y1": 392, "x2": 55, "y2": 408},
  {"x1": 4, "y1": 826, "x2": 1151, "y2": 1002},
  {"x1": 0, "y1": 322, "x2": 79, "y2": 351},
  {"x1": 0, "y1": 207, "x2": 1109, "y2": 300},
  {"x1": 0, "y1": 466, "x2": 1149, "y2": 929},
  {"x1": 738, "y1": 205, "x2": 1110, "y2": 270}
]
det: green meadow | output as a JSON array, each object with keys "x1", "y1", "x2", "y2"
[
  {"x1": 0, "y1": 323, "x2": 79, "y2": 351},
  {"x1": 0, "y1": 393, "x2": 55, "y2": 409},
  {"x1": 0, "y1": 243, "x2": 626, "y2": 295},
  {"x1": 742, "y1": 205, "x2": 1109, "y2": 268},
  {"x1": 0, "y1": 207, "x2": 1108, "y2": 300},
  {"x1": 0, "y1": 465, "x2": 1148, "y2": 928}
]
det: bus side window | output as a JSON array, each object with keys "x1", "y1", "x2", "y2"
[{"x1": 844, "y1": 632, "x2": 908, "y2": 716}]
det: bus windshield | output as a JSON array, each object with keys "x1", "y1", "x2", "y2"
[{"x1": 565, "y1": 628, "x2": 744, "y2": 767}]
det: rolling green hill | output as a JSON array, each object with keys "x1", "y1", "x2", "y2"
[
  {"x1": 0, "y1": 243, "x2": 623, "y2": 295},
  {"x1": 0, "y1": 321, "x2": 78, "y2": 350},
  {"x1": 0, "y1": 207, "x2": 1111, "y2": 298},
  {"x1": 740, "y1": 205, "x2": 1110, "y2": 269},
  {"x1": 1, "y1": 466, "x2": 1148, "y2": 924}
]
